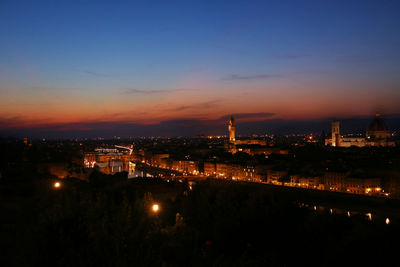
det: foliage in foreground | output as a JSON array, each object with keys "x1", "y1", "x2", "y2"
[{"x1": 0, "y1": 175, "x2": 399, "y2": 267}]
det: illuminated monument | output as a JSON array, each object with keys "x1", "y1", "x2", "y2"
[
  {"x1": 325, "y1": 113, "x2": 394, "y2": 147},
  {"x1": 366, "y1": 113, "x2": 391, "y2": 140},
  {"x1": 331, "y1": 121, "x2": 340, "y2": 147},
  {"x1": 226, "y1": 116, "x2": 278, "y2": 155},
  {"x1": 229, "y1": 116, "x2": 236, "y2": 142},
  {"x1": 227, "y1": 116, "x2": 266, "y2": 146}
]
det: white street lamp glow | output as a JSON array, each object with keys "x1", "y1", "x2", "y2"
[{"x1": 152, "y1": 204, "x2": 159, "y2": 213}]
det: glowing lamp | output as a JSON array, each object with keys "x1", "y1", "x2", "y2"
[
  {"x1": 54, "y1": 182, "x2": 61, "y2": 188},
  {"x1": 152, "y1": 204, "x2": 160, "y2": 213}
]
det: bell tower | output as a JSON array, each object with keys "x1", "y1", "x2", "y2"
[
  {"x1": 229, "y1": 116, "x2": 236, "y2": 143},
  {"x1": 331, "y1": 121, "x2": 340, "y2": 147}
]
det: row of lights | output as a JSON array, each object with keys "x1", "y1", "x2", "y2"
[
  {"x1": 142, "y1": 160, "x2": 392, "y2": 200},
  {"x1": 303, "y1": 203, "x2": 392, "y2": 225},
  {"x1": 142, "y1": 159, "x2": 392, "y2": 199}
]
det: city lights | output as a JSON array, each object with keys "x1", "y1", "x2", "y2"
[{"x1": 1, "y1": 1, "x2": 400, "y2": 265}]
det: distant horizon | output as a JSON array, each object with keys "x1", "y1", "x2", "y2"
[{"x1": 1, "y1": 112, "x2": 399, "y2": 139}]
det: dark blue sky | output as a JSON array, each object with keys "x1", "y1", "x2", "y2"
[{"x1": 0, "y1": 0, "x2": 399, "y2": 137}]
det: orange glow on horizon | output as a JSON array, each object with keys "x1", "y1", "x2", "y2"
[{"x1": 2, "y1": 81, "x2": 400, "y2": 130}]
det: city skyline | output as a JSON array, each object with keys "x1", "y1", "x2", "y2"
[
  {"x1": 1, "y1": 0, "x2": 400, "y2": 137},
  {"x1": 2, "y1": 2, "x2": 400, "y2": 265}
]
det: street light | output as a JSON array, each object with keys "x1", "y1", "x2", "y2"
[
  {"x1": 54, "y1": 182, "x2": 61, "y2": 188},
  {"x1": 152, "y1": 204, "x2": 160, "y2": 213}
]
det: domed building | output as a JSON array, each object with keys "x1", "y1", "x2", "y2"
[
  {"x1": 365, "y1": 113, "x2": 394, "y2": 146},
  {"x1": 366, "y1": 113, "x2": 391, "y2": 139},
  {"x1": 325, "y1": 113, "x2": 395, "y2": 147}
]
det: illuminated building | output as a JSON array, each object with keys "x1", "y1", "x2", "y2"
[
  {"x1": 366, "y1": 113, "x2": 391, "y2": 139},
  {"x1": 128, "y1": 162, "x2": 136, "y2": 178},
  {"x1": 343, "y1": 178, "x2": 382, "y2": 195},
  {"x1": 171, "y1": 160, "x2": 199, "y2": 174},
  {"x1": 325, "y1": 121, "x2": 366, "y2": 147},
  {"x1": 325, "y1": 113, "x2": 395, "y2": 147},
  {"x1": 226, "y1": 116, "x2": 276, "y2": 154},
  {"x1": 290, "y1": 175, "x2": 324, "y2": 190},
  {"x1": 267, "y1": 170, "x2": 288, "y2": 185},
  {"x1": 83, "y1": 147, "x2": 135, "y2": 174},
  {"x1": 204, "y1": 162, "x2": 216, "y2": 176},
  {"x1": 229, "y1": 116, "x2": 236, "y2": 142},
  {"x1": 366, "y1": 113, "x2": 393, "y2": 146},
  {"x1": 323, "y1": 172, "x2": 348, "y2": 192},
  {"x1": 331, "y1": 121, "x2": 340, "y2": 147},
  {"x1": 216, "y1": 163, "x2": 230, "y2": 178},
  {"x1": 202, "y1": 161, "x2": 266, "y2": 182},
  {"x1": 214, "y1": 163, "x2": 243, "y2": 179},
  {"x1": 149, "y1": 154, "x2": 169, "y2": 166},
  {"x1": 227, "y1": 116, "x2": 266, "y2": 146}
]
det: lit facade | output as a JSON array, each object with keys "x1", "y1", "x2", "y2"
[
  {"x1": 83, "y1": 148, "x2": 135, "y2": 174},
  {"x1": 226, "y1": 116, "x2": 272, "y2": 154},
  {"x1": 325, "y1": 113, "x2": 395, "y2": 147},
  {"x1": 229, "y1": 116, "x2": 236, "y2": 142}
]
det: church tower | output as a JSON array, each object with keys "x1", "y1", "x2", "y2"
[
  {"x1": 229, "y1": 116, "x2": 236, "y2": 143},
  {"x1": 331, "y1": 121, "x2": 340, "y2": 147}
]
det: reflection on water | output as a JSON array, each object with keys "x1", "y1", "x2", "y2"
[{"x1": 298, "y1": 202, "x2": 393, "y2": 224}]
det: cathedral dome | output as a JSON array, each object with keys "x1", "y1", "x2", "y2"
[
  {"x1": 366, "y1": 113, "x2": 390, "y2": 139},
  {"x1": 367, "y1": 114, "x2": 387, "y2": 132}
]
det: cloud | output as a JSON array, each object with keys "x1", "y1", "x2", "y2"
[
  {"x1": 219, "y1": 112, "x2": 275, "y2": 121},
  {"x1": 168, "y1": 99, "x2": 221, "y2": 112},
  {"x1": 0, "y1": 115, "x2": 57, "y2": 129},
  {"x1": 0, "y1": 116, "x2": 25, "y2": 128},
  {"x1": 221, "y1": 74, "x2": 283, "y2": 81}
]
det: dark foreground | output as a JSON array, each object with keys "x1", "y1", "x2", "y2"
[{"x1": 1, "y1": 174, "x2": 400, "y2": 267}]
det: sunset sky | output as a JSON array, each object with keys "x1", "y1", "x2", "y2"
[{"x1": 1, "y1": 0, "x2": 400, "y2": 137}]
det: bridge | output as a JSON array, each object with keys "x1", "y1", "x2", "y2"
[{"x1": 115, "y1": 145, "x2": 133, "y2": 155}]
